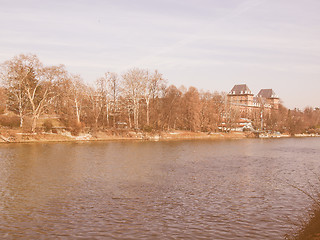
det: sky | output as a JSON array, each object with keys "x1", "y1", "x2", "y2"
[{"x1": 0, "y1": 0, "x2": 319, "y2": 109}]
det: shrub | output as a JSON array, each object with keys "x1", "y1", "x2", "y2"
[
  {"x1": 70, "y1": 122, "x2": 85, "y2": 136},
  {"x1": 307, "y1": 128, "x2": 315, "y2": 134},
  {"x1": 43, "y1": 120, "x2": 53, "y2": 132},
  {"x1": 142, "y1": 125, "x2": 153, "y2": 132},
  {"x1": 0, "y1": 115, "x2": 20, "y2": 128},
  {"x1": 22, "y1": 118, "x2": 33, "y2": 133},
  {"x1": 0, "y1": 106, "x2": 5, "y2": 115}
]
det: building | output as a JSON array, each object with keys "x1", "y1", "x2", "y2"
[
  {"x1": 257, "y1": 89, "x2": 280, "y2": 110},
  {"x1": 227, "y1": 84, "x2": 280, "y2": 114},
  {"x1": 228, "y1": 84, "x2": 255, "y2": 108}
]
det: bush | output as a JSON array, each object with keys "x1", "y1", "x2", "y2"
[
  {"x1": 142, "y1": 125, "x2": 153, "y2": 133},
  {"x1": 0, "y1": 115, "x2": 20, "y2": 128},
  {"x1": 43, "y1": 120, "x2": 53, "y2": 132},
  {"x1": 0, "y1": 106, "x2": 5, "y2": 115},
  {"x1": 70, "y1": 122, "x2": 85, "y2": 136},
  {"x1": 22, "y1": 118, "x2": 33, "y2": 133},
  {"x1": 307, "y1": 128, "x2": 316, "y2": 134}
]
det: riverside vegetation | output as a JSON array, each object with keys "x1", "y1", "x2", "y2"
[{"x1": 0, "y1": 54, "x2": 319, "y2": 142}]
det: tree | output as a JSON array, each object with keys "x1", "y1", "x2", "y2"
[
  {"x1": 161, "y1": 85, "x2": 182, "y2": 130},
  {"x1": 95, "y1": 72, "x2": 122, "y2": 128},
  {"x1": 0, "y1": 87, "x2": 7, "y2": 114},
  {"x1": 211, "y1": 92, "x2": 226, "y2": 130},
  {"x1": 106, "y1": 72, "x2": 121, "y2": 128},
  {"x1": 26, "y1": 64, "x2": 66, "y2": 132},
  {"x1": 95, "y1": 76, "x2": 109, "y2": 127},
  {"x1": 122, "y1": 68, "x2": 146, "y2": 129},
  {"x1": 142, "y1": 70, "x2": 165, "y2": 127},
  {"x1": 286, "y1": 108, "x2": 306, "y2": 135},
  {"x1": 222, "y1": 93, "x2": 240, "y2": 132},
  {"x1": 199, "y1": 91, "x2": 224, "y2": 131},
  {"x1": 86, "y1": 86, "x2": 103, "y2": 129},
  {"x1": 1, "y1": 54, "x2": 64, "y2": 132},
  {"x1": 182, "y1": 87, "x2": 201, "y2": 131},
  {"x1": 0, "y1": 54, "x2": 39, "y2": 127},
  {"x1": 69, "y1": 74, "x2": 87, "y2": 125}
]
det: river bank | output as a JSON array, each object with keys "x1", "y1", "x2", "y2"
[
  {"x1": 0, "y1": 129, "x2": 249, "y2": 144},
  {"x1": 1, "y1": 128, "x2": 319, "y2": 144}
]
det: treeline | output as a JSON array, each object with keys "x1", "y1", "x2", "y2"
[{"x1": 0, "y1": 54, "x2": 319, "y2": 135}]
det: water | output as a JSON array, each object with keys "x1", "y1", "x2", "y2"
[{"x1": 1, "y1": 138, "x2": 320, "y2": 239}]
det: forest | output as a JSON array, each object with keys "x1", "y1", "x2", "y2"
[{"x1": 0, "y1": 54, "x2": 319, "y2": 136}]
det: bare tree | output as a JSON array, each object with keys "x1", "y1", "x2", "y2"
[
  {"x1": 222, "y1": 93, "x2": 240, "y2": 132},
  {"x1": 87, "y1": 86, "x2": 104, "y2": 129},
  {"x1": 0, "y1": 54, "x2": 39, "y2": 127},
  {"x1": 142, "y1": 70, "x2": 165, "y2": 127},
  {"x1": 161, "y1": 85, "x2": 182, "y2": 130},
  {"x1": 199, "y1": 90, "x2": 213, "y2": 131},
  {"x1": 0, "y1": 87, "x2": 7, "y2": 114},
  {"x1": 211, "y1": 91, "x2": 225, "y2": 131},
  {"x1": 106, "y1": 72, "x2": 121, "y2": 128},
  {"x1": 95, "y1": 76, "x2": 109, "y2": 127},
  {"x1": 1, "y1": 54, "x2": 64, "y2": 132},
  {"x1": 182, "y1": 87, "x2": 201, "y2": 131},
  {"x1": 122, "y1": 68, "x2": 146, "y2": 129},
  {"x1": 26, "y1": 65, "x2": 66, "y2": 132},
  {"x1": 69, "y1": 74, "x2": 87, "y2": 125}
]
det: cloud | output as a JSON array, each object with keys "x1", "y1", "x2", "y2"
[
  {"x1": 129, "y1": 0, "x2": 266, "y2": 67},
  {"x1": 0, "y1": 0, "x2": 320, "y2": 108}
]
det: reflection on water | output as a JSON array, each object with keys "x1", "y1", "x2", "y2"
[{"x1": 1, "y1": 138, "x2": 320, "y2": 239}]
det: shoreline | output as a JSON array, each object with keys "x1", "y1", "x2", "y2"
[
  {"x1": 0, "y1": 131, "x2": 247, "y2": 144},
  {"x1": 0, "y1": 130, "x2": 319, "y2": 144}
]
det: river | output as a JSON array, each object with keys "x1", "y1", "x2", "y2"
[{"x1": 0, "y1": 138, "x2": 320, "y2": 239}]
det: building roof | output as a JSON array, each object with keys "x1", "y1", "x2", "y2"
[
  {"x1": 228, "y1": 84, "x2": 253, "y2": 95},
  {"x1": 257, "y1": 89, "x2": 279, "y2": 99}
]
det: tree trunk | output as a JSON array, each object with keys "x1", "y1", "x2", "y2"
[
  {"x1": 134, "y1": 105, "x2": 139, "y2": 129},
  {"x1": 19, "y1": 111, "x2": 23, "y2": 128},
  {"x1": 31, "y1": 114, "x2": 38, "y2": 133},
  {"x1": 128, "y1": 109, "x2": 132, "y2": 129},
  {"x1": 19, "y1": 99, "x2": 23, "y2": 128},
  {"x1": 75, "y1": 101, "x2": 81, "y2": 124},
  {"x1": 106, "y1": 103, "x2": 109, "y2": 127},
  {"x1": 95, "y1": 117, "x2": 99, "y2": 129},
  {"x1": 146, "y1": 99, "x2": 150, "y2": 126},
  {"x1": 113, "y1": 114, "x2": 116, "y2": 128},
  {"x1": 20, "y1": 117, "x2": 23, "y2": 128}
]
